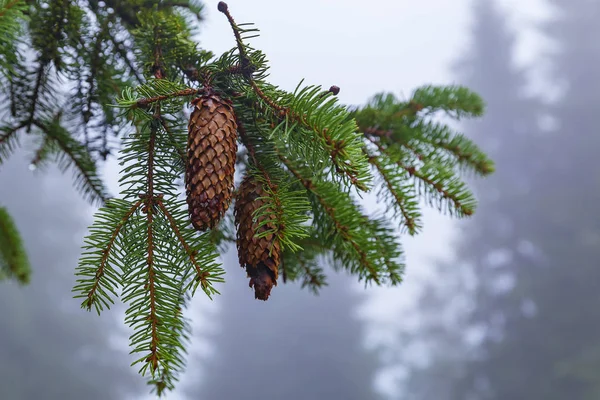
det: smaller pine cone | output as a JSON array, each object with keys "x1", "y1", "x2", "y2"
[
  {"x1": 234, "y1": 175, "x2": 281, "y2": 300},
  {"x1": 186, "y1": 93, "x2": 238, "y2": 231}
]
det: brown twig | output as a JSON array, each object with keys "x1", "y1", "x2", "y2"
[
  {"x1": 218, "y1": 2, "x2": 254, "y2": 75},
  {"x1": 135, "y1": 88, "x2": 199, "y2": 108},
  {"x1": 145, "y1": 114, "x2": 160, "y2": 372}
]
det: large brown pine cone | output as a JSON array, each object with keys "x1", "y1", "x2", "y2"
[
  {"x1": 234, "y1": 175, "x2": 281, "y2": 300},
  {"x1": 186, "y1": 93, "x2": 238, "y2": 231}
]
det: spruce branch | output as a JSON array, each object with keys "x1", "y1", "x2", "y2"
[
  {"x1": 0, "y1": 122, "x2": 26, "y2": 164},
  {"x1": 156, "y1": 199, "x2": 210, "y2": 292},
  {"x1": 0, "y1": 1, "x2": 495, "y2": 395},
  {"x1": 278, "y1": 153, "x2": 382, "y2": 284},
  {"x1": 219, "y1": 3, "x2": 371, "y2": 191},
  {"x1": 25, "y1": 63, "x2": 48, "y2": 133},
  {"x1": 0, "y1": 206, "x2": 31, "y2": 285},
  {"x1": 367, "y1": 135, "x2": 476, "y2": 217},
  {"x1": 282, "y1": 240, "x2": 328, "y2": 294},
  {"x1": 74, "y1": 199, "x2": 142, "y2": 313},
  {"x1": 0, "y1": 0, "x2": 27, "y2": 75},
  {"x1": 411, "y1": 84, "x2": 485, "y2": 119},
  {"x1": 30, "y1": 135, "x2": 54, "y2": 168},
  {"x1": 366, "y1": 147, "x2": 421, "y2": 235},
  {"x1": 31, "y1": 118, "x2": 109, "y2": 205}
]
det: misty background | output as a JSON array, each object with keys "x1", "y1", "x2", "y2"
[{"x1": 1, "y1": 0, "x2": 597, "y2": 399}]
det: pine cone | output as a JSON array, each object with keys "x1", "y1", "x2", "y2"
[
  {"x1": 234, "y1": 175, "x2": 281, "y2": 300},
  {"x1": 186, "y1": 93, "x2": 238, "y2": 231}
]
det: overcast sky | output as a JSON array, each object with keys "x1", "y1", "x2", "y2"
[{"x1": 99, "y1": 1, "x2": 553, "y2": 398}]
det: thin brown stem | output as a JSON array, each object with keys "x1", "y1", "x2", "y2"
[
  {"x1": 135, "y1": 88, "x2": 199, "y2": 108},
  {"x1": 218, "y1": 2, "x2": 253, "y2": 74},
  {"x1": 145, "y1": 114, "x2": 159, "y2": 372}
]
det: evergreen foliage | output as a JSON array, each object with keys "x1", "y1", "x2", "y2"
[
  {"x1": 0, "y1": 0, "x2": 493, "y2": 395},
  {"x1": 0, "y1": 206, "x2": 31, "y2": 284}
]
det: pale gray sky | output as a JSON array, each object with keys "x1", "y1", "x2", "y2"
[{"x1": 105, "y1": 1, "x2": 550, "y2": 398}]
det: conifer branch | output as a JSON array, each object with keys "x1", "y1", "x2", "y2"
[
  {"x1": 83, "y1": 199, "x2": 142, "y2": 311},
  {"x1": 0, "y1": 0, "x2": 21, "y2": 18},
  {"x1": 0, "y1": 122, "x2": 26, "y2": 164},
  {"x1": 108, "y1": 34, "x2": 145, "y2": 84},
  {"x1": 0, "y1": 1, "x2": 494, "y2": 395},
  {"x1": 156, "y1": 199, "x2": 209, "y2": 288},
  {"x1": 31, "y1": 119, "x2": 109, "y2": 205},
  {"x1": 0, "y1": 206, "x2": 31, "y2": 285},
  {"x1": 144, "y1": 119, "x2": 159, "y2": 374},
  {"x1": 367, "y1": 135, "x2": 475, "y2": 217},
  {"x1": 277, "y1": 153, "x2": 381, "y2": 284},
  {"x1": 297, "y1": 257, "x2": 327, "y2": 293},
  {"x1": 26, "y1": 63, "x2": 47, "y2": 132},
  {"x1": 253, "y1": 82, "x2": 370, "y2": 191},
  {"x1": 366, "y1": 149, "x2": 420, "y2": 234},
  {"x1": 236, "y1": 117, "x2": 310, "y2": 251},
  {"x1": 30, "y1": 135, "x2": 53, "y2": 167},
  {"x1": 236, "y1": 117, "x2": 276, "y2": 190},
  {"x1": 220, "y1": 3, "x2": 370, "y2": 191},
  {"x1": 135, "y1": 88, "x2": 199, "y2": 108}
]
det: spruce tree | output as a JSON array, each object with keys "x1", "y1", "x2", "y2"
[
  {"x1": 403, "y1": 1, "x2": 600, "y2": 399},
  {"x1": 0, "y1": 0, "x2": 494, "y2": 395},
  {"x1": 398, "y1": 1, "x2": 542, "y2": 398}
]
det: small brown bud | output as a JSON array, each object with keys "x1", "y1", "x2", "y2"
[
  {"x1": 217, "y1": 1, "x2": 228, "y2": 12},
  {"x1": 329, "y1": 85, "x2": 340, "y2": 95}
]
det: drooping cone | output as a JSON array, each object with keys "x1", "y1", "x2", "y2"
[
  {"x1": 234, "y1": 175, "x2": 281, "y2": 300},
  {"x1": 186, "y1": 93, "x2": 238, "y2": 231}
]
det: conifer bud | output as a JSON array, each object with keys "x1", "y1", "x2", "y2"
[{"x1": 217, "y1": 1, "x2": 228, "y2": 13}]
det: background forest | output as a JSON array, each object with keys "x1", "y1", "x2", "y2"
[{"x1": 1, "y1": 0, "x2": 597, "y2": 399}]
